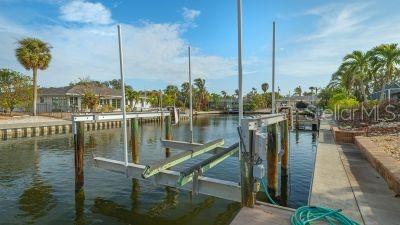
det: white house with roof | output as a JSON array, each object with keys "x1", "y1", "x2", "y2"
[{"x1": 37, "y1": 84, "x2": 151, "y2": 113}]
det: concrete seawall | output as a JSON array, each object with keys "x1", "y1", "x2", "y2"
[{"x1": 0, "y1": 116, "x2": 189, "y2": 140}]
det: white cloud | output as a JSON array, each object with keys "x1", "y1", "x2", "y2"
[
  {"x1": 278, "y1": 1, "x2": 400, "y2": 83},
  {"x1": 0, "y1": 15, "x2": 235, "y2": 88},
  {"x1": 60, "y1": 0, "x2": 113, "y2": 25},
  {"x1": 182, "y1": 7, "x2": 201, "y2": 22}
]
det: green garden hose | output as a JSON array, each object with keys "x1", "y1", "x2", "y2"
[
  {"x1": 259, "y1": 178, "x2": 360, "y2": 225},
  {"x1": 290, "y1": 206, "x2": 360, "y2": 225}
]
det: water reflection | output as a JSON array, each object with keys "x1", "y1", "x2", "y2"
[
  {"x1": 18, "y1": 180, "x2": 56, "y2": 222},
  {"x1": 18, "y1": 140, "x2": 57, "y2": 223},
  {"x1": 75, "y1": 190, "x2": 85, "y2": 225},
  {"x1": 1, "y1": 115, "x2": 316, "y2": 224}
]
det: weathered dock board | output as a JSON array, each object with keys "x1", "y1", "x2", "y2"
[{"x1": 230, "y1": 203, "x2": 293, "y2": 225}]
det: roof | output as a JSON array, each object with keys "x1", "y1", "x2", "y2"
[{"x1": 39, "y1": 84, "x2": 122, "y2": 97}]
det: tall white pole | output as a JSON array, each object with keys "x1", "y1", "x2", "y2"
[
  {"x1": 117, "y1": 25, "x2": 129, "y2": 167},
  {"x1": 237, "y1": 0, "x2": 243, "y2": 124},
  {"x1": 271, "y1": 21, "x2": 276, "y2": 114},
  {"x1": 188, "y1": 46, "x2": 194, "y2": 143}
]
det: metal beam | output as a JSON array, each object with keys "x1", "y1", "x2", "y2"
[
  {"x1": 142, "y1": 139, "x2": 224, "y2": 178},
  {"x1": 94, "y1": 157, "x2": 241, "y2": 202},
  {"x1": 72, "y1": 111, "x2": 170, "y2": 122},
  {"x1": 243, "y1": 114, "x2": 286, "y2": 130},
  {"x1": 178, "y1": 143, "x2": 239, "y2": 186},
  {"x1": 160, "y1": 139, "x2": 202, "y2": 151}
]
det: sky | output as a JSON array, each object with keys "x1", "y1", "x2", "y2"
[{"x1": 1, "y1": 0, "x2": 400, "y2": 95}]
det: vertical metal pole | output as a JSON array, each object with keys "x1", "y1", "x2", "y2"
[
  {"x1": 237, "y1": 0, "x2": 243, "y2": 123},
  {"x1": 117, "y1": 25, "x2": 129, "y2": 167},
  {"x1": 271, "y1": 21, "x2": 276, "y2": 114},
  {"x1": 188, "y1": 46, "x2": 194, "y2": 143}
]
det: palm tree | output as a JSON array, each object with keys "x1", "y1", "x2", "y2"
[
  {"x1": 126, "y1": 87, "x2": 140, "y2": 110},
  {"x1": 342, "y1": 50, "x2": 371, "y2": 102},
  {"x1": 221, "y1": 90, "x2": 227, "y2": 110},
  {"x1": 371, "y1": 44, "x2": 400, "y2": 100},
  {"x1": 309, "y1": 87, "x2": 315, "y2": 95},
  {"x1": 194, "y1": 78, "x2": 208, "y2": 110},
  {"x1": 15, "y1": 38, "x2": 52, "y2": 115},
  {"x1": 180, "y1": 82, "x2": 190, "y2": 108},
  {"x1": 294, "y1": 86, "x2": 302, "y2": 96},
  {"x1": 261, "y1": 83, "x2": 269, "y2": 93}
]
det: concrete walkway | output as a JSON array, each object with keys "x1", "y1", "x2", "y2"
[
  {"x1": 311, "y1": 121, "x2": 400, "y2": 225},
  {"x1": 0, "y1": 116, "x2": 70, "y2": 129}
]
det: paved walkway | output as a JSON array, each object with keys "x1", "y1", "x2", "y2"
[
  {"x1": 0, "y1": 116, "x2": 70, "y2": 129},
  {"x1": 230, "y1": 203, "x2": 293, "y2": 225},
  {"x1": 311, "y1": 121, "x2": 400, "y2": 225}
]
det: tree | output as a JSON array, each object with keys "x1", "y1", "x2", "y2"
[
  {"x1": 221, "y1": 90, "x2": 227, "y2": 110},
  {"x1": 164, "y1": 85, "x2": 179, "y2": 106},
  {"x1": 180, "y1": 82, "x2": 190, "y2": 108},
  {"x1": 125, "y1": 87, "x2": 140, "y2": 110},
  {"x1": 371, "y1": 44, "x2": 400, "y2": 100},
  {"x1": 15, "y1": 38, "x2": 52, "y2": 116},
  {"x1": 81, "y1": 90, "x2": 99, "y2": 112},
  {"x1": 194, "y1": 78, "x2": 208, "y2": 110},
  {"x1": 261, "y1": 83, "x2": 269, "y2": 93},
  {"x1": 296, "y1": 101, "x2": 308, "y2": 109},
  {"x1": 0, "y1": 69, "x2": 32, "y2": 114},
  {"x1": 294, "y1": 86, "x2": 302, "y2": 96},
  {"x1": 342, "y1": 50, "x2": 371, "y2": 102}
]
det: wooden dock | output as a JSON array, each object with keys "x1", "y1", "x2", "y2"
[{"x1": 230, "y1": 203, "x2": 293, "y2": 225}]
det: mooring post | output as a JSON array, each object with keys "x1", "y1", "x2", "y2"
[
  {"x1": 131, "y1": 118, "x2": 140, "y2": 164},
  {"x1": 267, "y1": 123, "x2": 278, "y2": 200},
  {"x1": 165, "y1": 115, "x2": 172, "y2": 157},
  {"x1": 240, "y1": 120, "x2": 256, "y2": 207},
  {"x1": 74, "y1": 121, "x2": 85, "y2": 192},
  {"x1": 74, "y1": 189, "x2": 85, "y2": 225},
  {"x1": 280, "y1": 119, "x2": 289, "y2": 205},
  {"x1": 295, "y1": 110, "x2": 300, "y2": 130}
]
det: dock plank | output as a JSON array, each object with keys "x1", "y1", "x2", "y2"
[{"x1": 230, "y1": 203, "x2": 292, "y2": 225}]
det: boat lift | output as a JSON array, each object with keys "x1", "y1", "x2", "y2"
[{"x1": 73, "y1": 3, "x2": 290, "y2": 207}]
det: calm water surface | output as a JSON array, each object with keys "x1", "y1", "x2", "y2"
[{"x1": 0, "y1": 115, "x2": 317, "y2": 225}]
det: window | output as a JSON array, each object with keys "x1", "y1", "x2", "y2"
[
  {"x1": 40, "y1": 97, "x2": 45, "y2": 103},
  {"x1": 112, "y1": 99, "x2": 117, "y2": 108},
  {"x1": 70, "y1": 97, "x2": 78, "y2": 106}
]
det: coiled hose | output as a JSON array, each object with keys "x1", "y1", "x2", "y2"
[
  {"x1": 290, "y1": 206, "x2": 360, "y2": 225},
  {"x1": 259, "y1": 178, "x2": 360, "y2": 225}
]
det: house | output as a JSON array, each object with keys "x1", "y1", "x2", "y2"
[
  {"x1": 369, "y1": 83, "x2": 400, "y2": 101},
  {"x1": 276, "y1": 95, "x2": 318, "y2": 110},
  {"x1": 208, "y1": 98, "x2": 239, "y2": 111},
  {"x1": 37, "y1": 84, "x2": 151, "y2": 113}
]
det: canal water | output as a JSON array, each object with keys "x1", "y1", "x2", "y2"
[{"x1": 0, "y1": 115, "x2": 317, "y2": 225}]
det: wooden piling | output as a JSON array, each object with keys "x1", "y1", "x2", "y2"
[
  {"x1": 131, "y1": 118, "x2": 140, "y2": 164},
  {"x1": 74, "y1": 121, "x2": 85, "y2": 192},
  {"x1": 74, "y1": 189, "x2": 85, "y2": 225},
  {"x1": 267, "y1": 123, "x2": 278, "y2": 200},
  {"x1": 165, "y1": 115, "x2": 172, "y2": 157},
  {"x1": 280, "y1": 119, "x2": 289, "y2": 205},
  {"x1": 240, "y1": 129, "x2": 256, "y2": 207},
  {"x1": 295, "y1": 110, "x2": 300, "y2": 130}
]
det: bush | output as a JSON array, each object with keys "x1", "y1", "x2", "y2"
[{"x1": 295, "y1": 101, "x2": 309, "y2": 109}]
